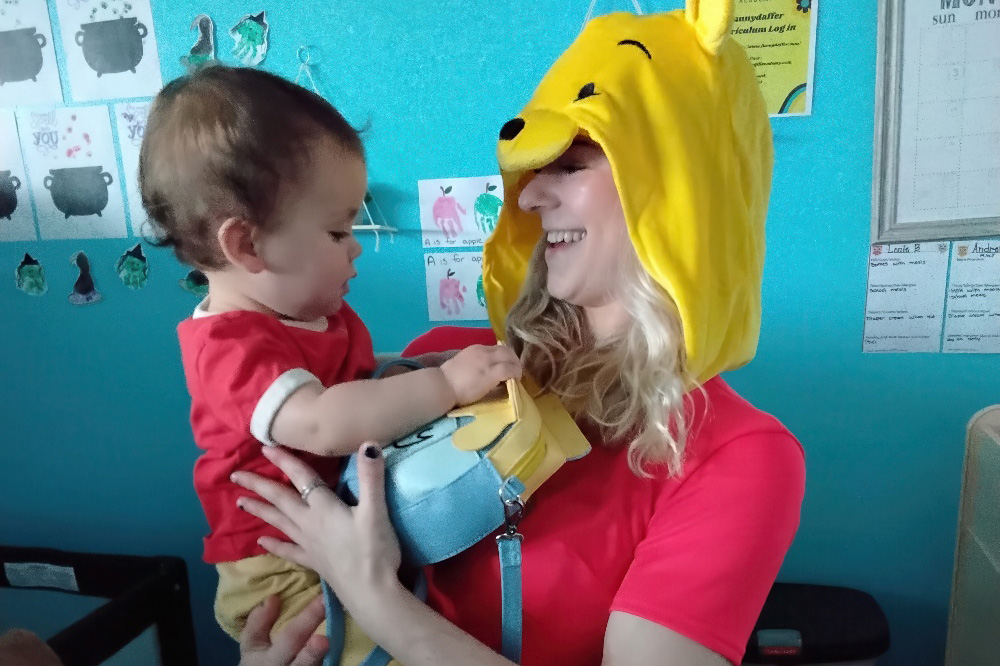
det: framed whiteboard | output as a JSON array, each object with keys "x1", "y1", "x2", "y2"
[{"x1": 871, "y1": 1, "x2": 1000, "y2": 243}]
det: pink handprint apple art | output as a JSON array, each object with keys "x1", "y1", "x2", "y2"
[
  {"x1": 439, "y1": 269, "x2": 466, "y2": 315},
  {"x1": 433, "y1": 186, "x2": 466, "y2": 239}
]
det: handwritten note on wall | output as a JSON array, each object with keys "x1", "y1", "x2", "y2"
[
  {"x1": 944, "y1": 241, "x2": 1000, "y2": 353},
  {"x1": 864, "y1": 240, "x2": 1000, "y2": 353},
  {"x1": 863, "y1": 243, "x2": 950, "y2": 353}
]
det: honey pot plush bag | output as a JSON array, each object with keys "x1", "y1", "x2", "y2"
[{"x1": 331, "y1": 368, "x2": 590, "y2": 666}]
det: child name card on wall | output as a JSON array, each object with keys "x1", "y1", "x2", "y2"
[
  {"x1": 943, "y1": 241, "x2": 1000, "y2": 353},
  {"x1": 864, "y1": 240, "x2": 1000, "y2": 353},
  {"x1": 863, "y1": 242, "x2": 950, "y2": 353}
]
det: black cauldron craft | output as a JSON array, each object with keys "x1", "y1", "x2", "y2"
[
  {"x1": 44, "y1": 167, "x2": 113, "y2": 218},
  {"x1": 0, "y1": 170, "x2": 21, "y2": 220},
  {"x1": 0, "y1": 27, "x2": 47, "y2": 85},
  {"x1": 75, "y1": 17, "x2": 147, "y2": 76}
]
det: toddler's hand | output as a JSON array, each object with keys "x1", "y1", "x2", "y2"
[{"x1": 440, "y1": 345, "x2": 521, "y2": 406}]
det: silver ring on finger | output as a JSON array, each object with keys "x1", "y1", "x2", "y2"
[{"x1": 299, "y1": 478, "x2": 329, "y2": 506}]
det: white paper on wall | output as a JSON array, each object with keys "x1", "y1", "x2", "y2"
[
  {"x1": 0, "y1": 109, "x2": 37, "y2": 241},
  {"x1": 0, "y1": 1, "x2": 64, "y2": 106},
  {"x1": 424, "y1": 252, "x2": 488, "y2": 322},
  {"x1": 17, "y1": 105, "x2": 127, "y2": 239},
  {"x1": 113, "y1": 100, "x2": 150, "y2": 235},
  {"x1": 863, "y1": 242, "x2": 950, "y2": 353},
  {"x1": 55, "y1": 0, "x2": 163, "y2": 102},
  {"x1": 419, "y1": 176, "x2": 503, "y2": 249},
  {"x1": 894, "y1": 7, "x2": 1000, "y2": 226},
  {"x1": 943, "y1": 240, "x2": 1000, "y2": 353}
]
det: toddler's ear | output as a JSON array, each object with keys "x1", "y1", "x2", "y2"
[
  {"x1": 217, "y1": 217, "x2": 266, "y2": 273},
  {"x1": 685, "y1": 0, "x2": 734, "y2": 55}
]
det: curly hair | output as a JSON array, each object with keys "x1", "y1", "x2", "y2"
[{"x1": 506, "y1": 240, "x2": 698, "y2": 477}]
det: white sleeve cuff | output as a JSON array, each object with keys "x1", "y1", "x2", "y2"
[{"x1": 250, "y1": 368, "x2": 320, "y2": 446}]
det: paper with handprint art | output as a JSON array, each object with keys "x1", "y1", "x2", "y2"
[
  {"x1": 0, "y1": 0, "x2": 64, "y2": 106},
  {"x1": 113, "y1": 100, "x2": 149, "y2": 235},
  {"x1": 17, "y1": 105, "x2": 127, "y2": 239},
  {"x1": 425, "y1": 252, "x2": 488, "y2": 322},
  {"x1": 55, "y1": 0, "x2": 162, "y2": 102},
  {"x1": 418, "y1": 176, "x2": 504, "y2": 249},
  {"x1": 0, "y1": 110, "x2": 38, "y2": 241}
]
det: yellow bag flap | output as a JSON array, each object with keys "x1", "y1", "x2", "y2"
[
  {"x1": 449, "y1": 378, "x2": 522, "y2": 452},
  {"x1": 535, "y1": 392, "x2": 591, "y2": 461},
  {"x1": 449, "y1": 377, "x2": 591, "y2": 498}
]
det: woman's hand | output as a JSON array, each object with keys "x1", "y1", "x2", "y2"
[
  {"x1": 231, "y1": 443, "x2": 402, "y2": 604},
  {"x1": 238, "y1": 595, "x2": 328, "y2": 666}
]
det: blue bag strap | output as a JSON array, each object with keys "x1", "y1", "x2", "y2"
[
  {"x1": 328, "y1": 552, "x2": 524, "y2": 666},
  {"x1": 322, "y1": 581, "x2": 344, "y2": 666},
  {"x1": 496, "y1": 476, "x2": 526, "y2": 663},
  {"x1": 326, "y1": 462, "x2": 527, "y2": 665},
  {"x1": 372, "y1": 357, "x2": 424, "y2": 379},
  {"x1": 497, "y1": 536, "x2": 523, "y2": 662},
  {"x1": 322, "y1": 572, "x2": 429, "y2": 666}
]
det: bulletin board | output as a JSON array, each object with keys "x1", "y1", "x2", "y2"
[
  {"x1": 871, "y1": 0, "x2": 1000, "y2": 243},
  {"x1": 0, "y1": 0, "x2": 513, "y2": 350}
]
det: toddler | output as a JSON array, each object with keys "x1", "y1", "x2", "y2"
[{"x1": 138, "y1": 65, "x2": 519, "y2": 660}]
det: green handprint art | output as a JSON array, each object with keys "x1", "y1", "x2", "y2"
[
  {"x1": 474, "y1": 183, "x2": 503, "y2": 234},
  {"x1": 15, "y1": 253, "x2": 47, "y2": 297},
  {"x1": 229, "y1": 11, "x2": 268, "y2": 67},
  {"x1": 476, "y1": 274, "x2": 486, "y2": 308},
  {"x1": 116, "y1": 243, "x2": 148, "y2": 289}
]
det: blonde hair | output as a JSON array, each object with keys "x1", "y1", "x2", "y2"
[{"x1": 506, "y1": 240, "x2": 696, "y2": 477}]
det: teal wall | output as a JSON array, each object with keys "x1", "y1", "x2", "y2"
[{"x1": 3, "y1": 1, "x2": 996, "y2": 664}]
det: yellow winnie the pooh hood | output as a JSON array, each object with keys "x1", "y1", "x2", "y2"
[{"x1": 483, "y1": 0, "x2": 773, "y2": 384}]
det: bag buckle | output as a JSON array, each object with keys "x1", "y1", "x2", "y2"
[{"x1": 497, "y1": 485, "x2": 525, "y2": 543}]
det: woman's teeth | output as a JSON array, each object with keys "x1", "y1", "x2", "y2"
[{"x1": 546, "y1": 230, "x2": 587, "y2": 244}]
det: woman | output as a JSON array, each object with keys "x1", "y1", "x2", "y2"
[{"x1": 234, "y1": 3, "x2": 805, "y2": 665}]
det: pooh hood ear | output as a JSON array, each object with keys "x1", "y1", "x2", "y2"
[{"x1": 686, "y1": 0, "x2": 734, "y2": 54}]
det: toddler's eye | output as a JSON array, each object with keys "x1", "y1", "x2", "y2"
[{"x1": 328, "y1": 231, "x2": 350, "y2": 241}]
